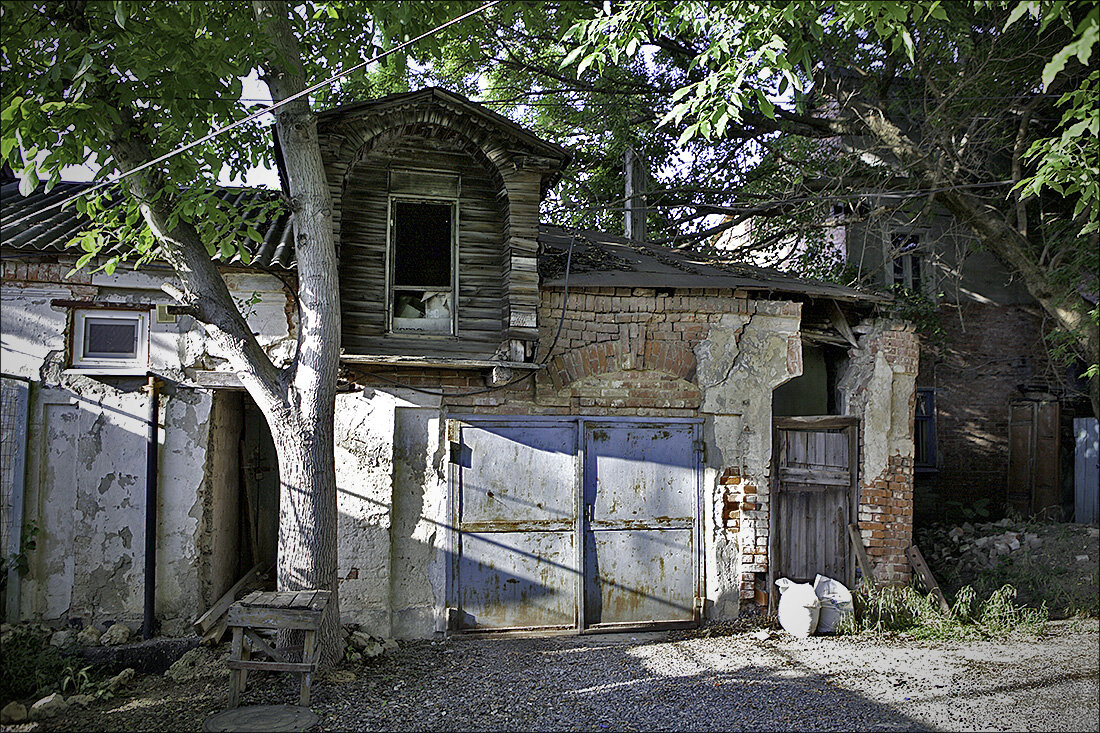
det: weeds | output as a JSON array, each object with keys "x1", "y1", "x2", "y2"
[
  {"x1": 60, "y1": 662, "x2": 115, "y2": 701},
  {"x1": 838, "y1": 581, "x2": 1047, "y2": 639},
  {"x1": 0, "y1": 625, "x2": 69, "y2": 700},
  {"x1": 0, "y1": 625, "x2": 112, "y2": 702}
]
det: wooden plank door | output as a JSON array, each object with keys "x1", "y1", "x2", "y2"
[
  {"x1": 773, "y1": 418, "x2": 857, "y2": 587},
  {"x1": 1009, "y1": 399, "x2": 1062, "y2": 517}
]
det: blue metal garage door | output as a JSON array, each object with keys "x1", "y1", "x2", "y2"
[{"x1": 449, "y1": 418, "x2": 700, "y2": 632}]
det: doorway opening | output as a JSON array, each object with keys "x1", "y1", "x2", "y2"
[{"x1": 203, "y1": 391, "x2": 279, "y2": 609}]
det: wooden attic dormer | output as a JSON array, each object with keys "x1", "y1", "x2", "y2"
[{"x1": 314, "y1": 87, "x2": 570, "y2": 362}]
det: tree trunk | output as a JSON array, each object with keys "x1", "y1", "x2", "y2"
[
  {"x1": 253, "y1": 0, "x2": 343, "y2": 669},
  {"x1": 859, "y1": 109, "x2": 1100, "y2": 417}
]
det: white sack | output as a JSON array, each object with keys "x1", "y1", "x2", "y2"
[
  {"x1": 812, "y1": 574, "x2": 854, "y2": 634},
  {"x1": 774, "y1": 578, "x2": 820, "y2": 637}
]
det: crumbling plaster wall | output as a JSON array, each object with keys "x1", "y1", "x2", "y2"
[
  {"x1": 333, "y1": 389, "x2": 396, "y2": 635},
  {"x1": 2, "y1": 260, "x2": 296, "y2": 633},
  {"x1": 839, "y1": 320, "x2": 919, "y2": 584},
  {"x1": 695, "y1": 307, "x2": 803, "y2": 619},
  {"x1": 332, "y1": 388, "x2": 449, "y2": 637}
]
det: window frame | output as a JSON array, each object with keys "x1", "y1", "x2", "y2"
[
  {"x1": 914, "y1": 386, "x2": 937, "y2": 472},
  {"x1": 70, "y1": 307, "x2": 150, "y2": 374},
  {"x1": 385, "y1": 193, "x2": 460, "y2": 336},
  {"x1": 885, "y1": 229, "x2": 932, "y2": 294}
]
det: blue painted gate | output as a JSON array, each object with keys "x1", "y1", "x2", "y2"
[{"x1": 450, "y1": 418, "x2": 700, "y2": 632}]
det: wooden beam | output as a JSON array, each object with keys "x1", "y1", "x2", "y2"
[
  {"x1": 340, "y1": 354, "x2": 542, "y2": 370},
  {"x1": 193, "y1": 562, "x2": 270, "y2": 636},
  {"x1": 829, "y1": 299, "x2": 859, "y2": 348},
  {"x1": 906, "y1": 544, "x2": 952, "y2": 615},
  {"x1": 775, "y1": 416, "x2": 860, "y2": 430},
  {"x1": 200, "y1": 615, "x2": 228, "y2": 647},
  {"x1": 847, "y1": 523, "x2": 876, "y2": 585}
]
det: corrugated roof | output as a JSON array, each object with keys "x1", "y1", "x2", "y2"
[
  {"x1": 2, "y1": 180, "x2": 886, "y2": 303},
  {"x1": 0, "y1": 180, "x2": 296, "y2": 269},
  {"x1": 538, "y1": 225, "x2": 888, "y2": 303}
]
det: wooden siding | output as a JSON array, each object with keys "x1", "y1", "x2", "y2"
[
  {"x1": 339, "y1": 133, "x2": 507, "y2": 357},
  {"x1": 318, "y1": 98, "x2": 563, "y2": 357}
]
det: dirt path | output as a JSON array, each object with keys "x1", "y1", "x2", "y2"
[{"x1": 13, "y1": 618, "x2": 1097, "y2": 732}]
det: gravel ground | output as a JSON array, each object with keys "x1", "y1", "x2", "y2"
[{"x1": 16, "y1": 617, "x2": 1098, "y2": 732}]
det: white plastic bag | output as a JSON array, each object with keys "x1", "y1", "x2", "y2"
[
  {"x1": 774, "y1": 578, "x2": 820, "y2": 637},
  {"x1": 812, "y1": 574, "x2": 854, "y2": 634}
]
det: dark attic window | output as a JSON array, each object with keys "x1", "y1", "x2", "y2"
[{"x1": 390, "y1": 199, "x2": 456, "y2": 333}]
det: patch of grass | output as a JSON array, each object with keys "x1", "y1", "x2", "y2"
[{"x1": 838, "y1": 581, "x2": 1047, "y2": 639}]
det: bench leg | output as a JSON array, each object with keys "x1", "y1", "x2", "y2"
[
  {"x1": 228, "y1": 626, "x2": 243, "y2": 708},
  {"x1": 300, "y1": 629, "x2": 316, "y2": 707},
  {"x1": 240, "y1": 632, "x2": 251, "y2": 692}
]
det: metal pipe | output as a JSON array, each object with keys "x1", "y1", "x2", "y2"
[{"x1": 142, "y1": 375, "x2": 160, "y2": 639}]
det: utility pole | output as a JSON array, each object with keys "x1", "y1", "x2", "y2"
[{"x1": 625, "y1": 147, "x2": 646, "y2": 243}]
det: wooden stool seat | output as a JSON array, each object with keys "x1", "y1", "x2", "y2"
[{"x1": 226, "y1": 590, "x2": 330, "y2": 708}]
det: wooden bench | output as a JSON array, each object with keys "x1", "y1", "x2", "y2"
[{"x1": 227, "y1": 590, "x2": 331, "y2": 708}]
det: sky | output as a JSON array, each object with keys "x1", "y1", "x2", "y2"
[{"x1": 34, "y1": 74, "x2": 282, "y2": 191}]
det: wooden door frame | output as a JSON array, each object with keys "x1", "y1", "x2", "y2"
[{"x1": 767, "y1": 416, "x2": 859, "y2": 615}]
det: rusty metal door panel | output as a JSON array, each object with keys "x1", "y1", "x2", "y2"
[
  {"x1": 456, "y1": 422, "x2": 576, "y2": 527},
  {"x1": 457, "y1": 530, "x2": 576, "y2": 629},
  {"x1": 584, "y1": 529, "x2": 695, "y2": 626},
  {"x1": 583, "y1": 423, "x2": 698, "y2": 627},
  {"x1": 453, "y1": 421, "x2": 578, "y2": 630}
]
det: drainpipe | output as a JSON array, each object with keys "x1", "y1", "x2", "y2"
[{"x1": 142, "y1": 375, "x2": 160, "y2": 640}]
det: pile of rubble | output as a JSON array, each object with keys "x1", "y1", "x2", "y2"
[
  {"x1": 343, "y1": 626, "x2": 399, "y2": 664},
  {"x1": 918, "y1": 518, "x2": 1047, "y2": 574}
]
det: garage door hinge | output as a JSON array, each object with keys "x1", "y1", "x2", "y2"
[
  {"x1": 449, "y1": 440, "x2": 462, "y2": 463},
  {"x1": 694, "y1": 439, "x2": 706, "y2": 461}
]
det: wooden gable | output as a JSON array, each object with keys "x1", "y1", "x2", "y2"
[{"x1": 315, "y1": 88, "x2": 569, "y2": 360}]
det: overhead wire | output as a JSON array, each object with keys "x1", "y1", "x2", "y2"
[{"x1": 32, "y1": 0, "x2": 502, "y2": 216}]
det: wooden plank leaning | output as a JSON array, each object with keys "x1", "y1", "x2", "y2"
[
  {"x1": 847, "y1": 523, "x2": 877, "y2": 585},
  {"x1": 193, "y1": 562, "x2": 271, "y2": 637},
  {"x1": 906, "y1": 544, "x2": 952, "y2": 615}
]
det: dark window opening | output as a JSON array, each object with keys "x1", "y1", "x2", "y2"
[
  {"x1": 393, "y1": 201, "x2": 452, "y2": 287},
  {"x1": 84, "y1": 319, "x2": 138, "y2": 358},
  {"x1": 889, "y1": 232, "x2": 926, "y2": 291},
  {"x1": 915, "y1": 387, "x2": 937, "y2": 471},
  {"x1": 390, "y1": 200, "x2": 455, "y2": 333}
]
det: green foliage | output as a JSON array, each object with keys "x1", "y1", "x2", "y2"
[
  {"x1": 884, "y1": 286, "x2": 945, "y2": 348},
  {"x1": 0, "y1": 521, "x2": 39, "y2": 593},
  {"x1": 839, "y1": 580, "x2": 1047, "y2": 639},
  {"x1": 0, "y1": 625, "x2": 69, "y2": 700},
  {"x1": 59, "y1": 661, "x2": 115, "y2": 701}
]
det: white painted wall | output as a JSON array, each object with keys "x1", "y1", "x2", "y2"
[{"x1": 1, "y1": 262, "x2": 295, "y2": 634}]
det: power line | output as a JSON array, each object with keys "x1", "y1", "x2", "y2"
[{"x1": 35, "y1": 0, "x2": 501, "y2": 216}]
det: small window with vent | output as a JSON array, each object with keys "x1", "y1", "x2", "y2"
[
  {"x1": 71, "y1": 309, "x2": 149, "y2": 372},
  {"x1": 389, "y1": 197, "x2": 457, "y2": 334}
]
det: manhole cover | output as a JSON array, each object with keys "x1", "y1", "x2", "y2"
[{"x1": 203, "y1": 705, "x2": 318, "y2": 732}]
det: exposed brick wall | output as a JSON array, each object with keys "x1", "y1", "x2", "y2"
[
  {"x1": 859, "y1": 453, "x2": 914, "y2": 584},
  {"x1": 345, "y1": 287, "x2": 797, "y2": 421},
  {"x1": 2, "y1": 260, "x2": 93, "y2": 285},
  {"x1": 916, "y1": 302, "x2": 1054, "y2": 522},
  {"x1": 719, "y1": 466, "x2": 769, "y2": 604}
]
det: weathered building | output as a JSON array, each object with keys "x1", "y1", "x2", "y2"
[
  {"x1": 1, "y1": 89, "x2": 917, "y2": 637},
  {"x1": 839, "y1": 205, "x2": 1094, "y2": 525}
]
